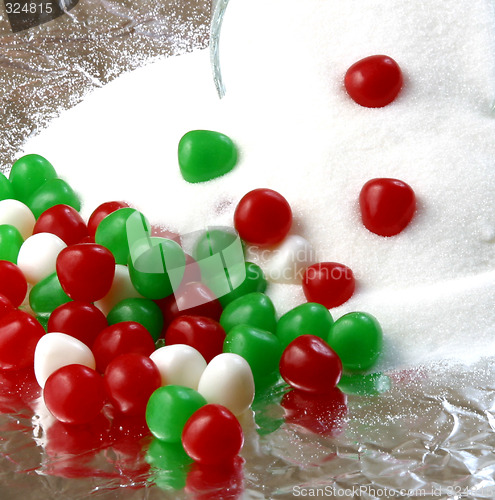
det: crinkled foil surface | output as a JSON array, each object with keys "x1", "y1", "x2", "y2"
[{"x1": 1, "y1": 1, "x2": 495, "y2": 499}]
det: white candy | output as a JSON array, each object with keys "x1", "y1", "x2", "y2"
[
  {"x1": 150, "y1": 344, "x2": 207, "y2": 390},
  {"x1": 197, "y1": 353, "x2": 255, "y2": 416},
  {"x1": 34, "y1": 332, "x2": 96, "y2": 389},
  {"x1": 17, "y1": 233, "x2": 66, "y2": 284},
  {"x1": 0, "y1": 199, "x2": 35, "y2": 240},
  {"x1": 265, "y1": 235, "x2": 316, "y2": 284},
  {"x1": 94, "y1": 264, "x2": 143, "y2": 315}
]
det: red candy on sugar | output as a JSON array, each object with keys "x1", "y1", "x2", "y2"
[
  {"x1": 56, "y1": 243, "x2": 115, "y2": 302},
  {"x1": 104, "y1": 353, "x2": 161, "y2": 416},
  {"x1": 280, "y1": 334, "x2": 343, "y2": 394},
  {"x1": 43, "y1": 364, "x2": 106, "y2": 425},
  {"x1": 165, "y1": 316, "x2": 226, "y2": 363},
  {"x1": 48, "y1": 301, "x2": 108, "y2": 348},
  {"x1": 302, "y1": 262, "x2": 355, "y2": 308},
  {"x1": 33, "y1": 204, "x2": 89, "y2": 246},
  {"x1": 92, "y1": 321, "x2": 156, "y2": 373},
  {"x1": 234, "y1": 188, "x2": 292, "y2": 246},
  {"x1": 87, "y1": 201, "x2": 129, "y2": 240},
  {"x1": 0, "y1": 260, "x2": 27, "y2": 307}
]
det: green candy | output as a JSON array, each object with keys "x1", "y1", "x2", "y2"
[
  {"x1": 338, "y1": 372, "x2": 391, "y2": 396},
  {"x1": 0, "y1": 172, "x2": 14, "y2": 201},
  {"x1": 146, "y1": 385, "x2": 206, "y2": 442},
  {"x1": 30, "y1": 272, "x2": 71, "y2": 316},
  {"x1": 178, "y1": 130, "x2": 238, "y2": 183},
  {"x1": 220, "y1": 292, "x2": 277, "y2": 334},
  {"x1": 223, "y1": 324, "x2": 282, "y2": 386},
  {"x1": 328, "y1": 311, "x2": 383, "y2": 372},
  {"x1": 0, "y1": 224, "x2": 24, "y2": 263},
  {"x1": 276, "y1": 302, "x2": 333, "y2": 349},
  {"x1": 128, "y1": 237, "x2": 185, "y2": 300},
  {"x1": 107, "y1": 297, "x2": 164, "y2": 341},
  {"x1": 28, "y1": 178, "x2": 80, "y2": 218},
  {"x1": 9, "y1": 154, "x2": 57, "y2": 204},
  {"x1": 96, "y1": 208, "x2": 149, "y2": 265},
  {"x1": 193, "y1": 228, "x2": 240, "y2": 261},
  {"x1": 219, "y1": 262, "x2": 267, "y2": 307}
]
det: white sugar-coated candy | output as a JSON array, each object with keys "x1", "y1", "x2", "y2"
[
  {"x1": 94, "y1": 264, "x2": 143, "y2": 315},
  {"x1": 0, "y1": 199, "x2": 35, "y2": 240},
  {"x1": 17, "y1": 233, "x2": 66, "y2": 284},
  {"x1": 34, "y1": 332, "x2": 96, "y2": 389},
  {"x1": 265, "y1": 235, "x2": 316, "y2": 284},
  {"x1": 197, "y1": 353, "x2": 255, "y2": 416},
  {"x1": 150, "y1": 344, "x2": 207, "y2": 390}
]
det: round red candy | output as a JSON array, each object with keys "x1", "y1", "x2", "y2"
[
  {"x1": 104, "y1": 353, "x2": 161, "y2": 416},
  {"x1": 344, "y1": 55, "x2": 403, "y2": 108},
  {"x1": 280, "y1": 335, "x2": 342, "y2": 394},
  {"x1": 0, "y1": 260, "x2": 27, "y2": 308},
  {"x1": 87, "y1": 201, "x2": 129, "y2": 240},
  {"x1": 43, "y1": 364, "x2": 106, "y2": 425},
  {"x1": 0, "y1": 294, "x2": 13, "y2": 320},
  {"x1": 302, "y1": 262, "x2": 355, "y2": 308},
  {"x1": 359, "y1": 178, "x2": 416, "y2": 236},
  {"x1": 182, "y1": 404, "x2": 244, "y2": 465},
  {"x1": 56, "y1": 243, "x2": 115, "y2": 302},
  {"x1": 234, "y1": 188, "x2": 292, "y2": 246}
]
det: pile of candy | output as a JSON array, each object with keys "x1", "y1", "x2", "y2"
[{"x1": 0, "y1": 149, "x2": 391, "y2": 491}]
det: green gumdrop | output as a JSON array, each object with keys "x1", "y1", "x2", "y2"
[
  {"x1": 146, "y1": 385, "x2": 206, "y2": 442},
  {"x1": 107, "y1": 297, "x2": 163, "y2": 341},
  {"x1": 128, "y1": 237, "x2": 185, "y2": 300},
  {"x1": 146, "y1": 439, "x2": 192, "y2": 491},
  {"x1": 193, "y1": 228, "x2": 240, "y2": 261},
  {"x1": 30, "y1": 272, "x2": 72, "y2": 315},
  {"x1": 35, "y1": 314, "x2": 50, "y2": 331},
  {"x1": 95, "y1": 208, "x2": 149, "y2": 265},
  {"x1": 178, "y1": 130, "x2": 238, "y2": 183},
  {"x1": 28, "y1": 178, "x2": 80, "y2": 218},
  {"x1": 0, "y1": 225, "x2": 24, "y2": 263},
  {"x1": 219, "y1": 262, "x2": 267, "y2": 307},
  {"x1": 0, "y1": 172, "x2": 15, "y2": 201},
  {"x1": 277, "y1": 302, "x2": 334, "y2": 349},
  {"x1": 338, "y1": 372, "x2": 391, "y2": 396},
  {"x1": 328, "y1": 312, "x2": 383, "y2": 372},
  {"x1": 224, "y1": 324, "x2": 282, "y2": 386},
  {"x1": 9, "y1": 154, "x2": 57, "y2": 204},
  {"x1": 220, "y1": 292, "x2": 277, "y2": 334}
]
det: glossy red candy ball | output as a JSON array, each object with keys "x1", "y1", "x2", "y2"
[
  {"x1": 234, "y1": 188, "x2": 292, "y2": 246},
  {"x1": 104, "y1": 353, "x2": 161, "y2": 416},
  {"x1": 56, "y1": 243, "x2": 115, "y2": 302},
  {"x1": 359, "y1": 178, "x2": 416, "y2": 237},
  {"x1": 87, "y1": 201, "x2": 129, "y2": 240},
  {"x1": 43, "y1": 364, "x2": 106, "y2": 425},
  {"x1": 0, "y1": 310, "x2": 45, "y2": 370},
  {"x1": 165, "y1": 316, "x2": 226, "y2": 363},
  {"x1": 92, "y1": 321, "x2": 156, "y2": 373},
  {"x1": 34, "y1": 204, "x2": 89, "y2": 246},
  {"x1": 48, "y1": 301, "x2": 108, "y2": 348},
  {"x1": 0, "y1": 294, "x2": 14, "y2": 320},
  {"x1": 345, "y1": 55, "x2": 403, "y2": 108},
  {"x1": 280, "y1": 335, "x2": 342, "y2": 394},
  {"x1": 0, "y1": 260, "x2": 27, "y2": 307},
  {"x1": 182, "y1": 404, "x2": 244, "y2": 465},
  {"x1": 302, "y1": 262, "x2": 355, "y2": 308}
]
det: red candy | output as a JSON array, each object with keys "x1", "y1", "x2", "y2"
[
  {"x1": 182, "y1": 404, "x2": 243, "y2": 465},
  {"x1": 165, "y1": 316, "x2": 226, "y2": 363},
  {"x1": 279, "y1": 335, "x2": 343, "y2": 394},
  {"x1": 33, "y1": 204, "x2": 89, "y2": 246},
  {"x1": 0, "y1": 260, "x2": 27, "y2": 307},
  {"x1": 87, "y1": 201, "x2": 129, "y2": 240},
  {"x1": 43, "y1": 364, "x2": 106, "y2": 425},
  {"x1": 56, "y1": 243, "x2": 115, "y2": 302},
  {"x1": 92, "y1": 321, "x2": 156, "y2": 373},
  {"x1": 359, "y1": 178, "x2": 416, "y2": 237},
  {"x1": 0, "y1": 310, "x2": 45, "y2": 370},
  {"x1": 344, "y1": 55, "x2": 403, "y2": 108},
  {"x1": 302, "y1": 262, "x2": 355, "y2": 308},
  {"x1": 0, "y1": 294, "x2": 14, "y2": 320},
  {"x1": 234, "y1": 188, "x2": 292, "y2": 246},
  {"x1": 104, "y1": 353, "x2": 161, "y2": 416},
  {"x1": 48, "y1": 301, "x2": 108, "y2": 348}
]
